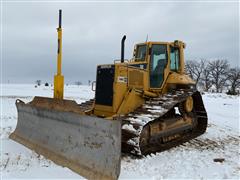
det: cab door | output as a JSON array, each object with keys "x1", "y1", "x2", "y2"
[{"x1": 149, "y1": 44, "x2": 168, "y2": 88}]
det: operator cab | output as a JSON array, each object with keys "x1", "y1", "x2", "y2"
[{"x1": 133, "y1": 41, "x2": 185, "y2": 89}]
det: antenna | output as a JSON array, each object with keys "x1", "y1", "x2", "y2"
[{"x1": 145, "y1": 34, "x2": 148, "y2": 42}]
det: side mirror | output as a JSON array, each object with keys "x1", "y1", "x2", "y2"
[{"x1": 91, "y1": 81, "x2": 96, "y2": 91}]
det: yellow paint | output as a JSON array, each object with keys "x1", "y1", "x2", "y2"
[
  {"x1": 166, "y1": 72, "x2": 195, "y2": 85},
  {"x1": 54, "y1": 75, "x2": 64, "y2": 99},
  {"x1": 90, "y1": 40, "x2": 196, "y2": 119},
  {"x1": 184, "y1": 96, "x2": 193, "y2": 113},
  {"x1": 57, "y1": 28, "x2": 62, "y2": 75},
  {"x1": 113, "y1": 64, "x2": 128, "y2": 112},
  {"x1": 94, "y1": 104, "x2": 114, "y2": 117},
  {"x1": 117, "y1": 89, "x2": 144, "y2": 115},
  {"x1": 54, "y1": 26, "x2": 64, "y2": 99}
]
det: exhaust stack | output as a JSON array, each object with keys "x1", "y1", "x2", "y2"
[{"x1": 121, "y1": 35, "x2": 126, "y2": 63}]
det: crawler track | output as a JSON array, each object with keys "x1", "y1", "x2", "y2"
[
  {"x1": 121, "y1": 90, "x2": 207, "y2": 155},
  {"x1": 79, "y1": 90, "x2": 208, "y2": 156},
  {"x1": 78, "y1": 99, "x2": 94, "y2": 111},
  {"x1": 119, "y1": 90, "x2": 207, "y2": 155}
]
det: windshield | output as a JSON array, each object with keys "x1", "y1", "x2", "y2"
[
  {"x1": 135, "y1": 45, "x2": 147, "y2": 61},
  {"x1": 170, "y1": 47, "x2": 180, "y2": 71}
]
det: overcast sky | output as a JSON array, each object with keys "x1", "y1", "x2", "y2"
[{"x1": 1, "y1": 1, "x2": 239, "y2": 84}]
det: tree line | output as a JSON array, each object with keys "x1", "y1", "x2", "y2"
[
  {"x1": 185, "y1": 59, "x2": 240, "y2": 95},
  {"x1": 34, "y1": 80, "x2": 92, "y2": 86}
]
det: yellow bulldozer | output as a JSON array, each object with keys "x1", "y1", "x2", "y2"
[{"x1": 10, "y1": 10, "x2": 208, "y2": 180}]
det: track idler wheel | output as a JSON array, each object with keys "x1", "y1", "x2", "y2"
[
  {"x1": 184, "y1": 96, "x2": 193, "y2": 113},
  {"x1": 179, "y1": 96, "x2": 193, "y2": 115}
]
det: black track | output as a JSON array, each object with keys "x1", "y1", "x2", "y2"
[
  {"x1": 120, "y1": 90, "x2": 208, "y2": 156},
  {"x1": 78, "y1": 90, "x2": 208, "y2": 156}
]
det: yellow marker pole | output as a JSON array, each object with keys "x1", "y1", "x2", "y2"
[{"x1": 54, "y1": 9, "x2": 64, "y2": 99}]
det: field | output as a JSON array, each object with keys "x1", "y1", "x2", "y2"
[{"x1": 1, "y1": 84, "x2": 239, "y2": 179}]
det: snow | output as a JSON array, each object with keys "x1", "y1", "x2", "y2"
[
  {"x1": 122, "y1": 124, "x2": 136, "y2": 132},
  {"x1": 203, "y1": 93, "x2": 239, "y2": 132},
  {"x1": 1, "y1": 84, "x2": 239, "y2": 179},
  {"x1": 144, "y1": 105, "x2": 167, "y2": 114}
]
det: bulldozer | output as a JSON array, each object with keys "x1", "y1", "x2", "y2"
[{"x1": 10, "y1": 10, "x2": 208, "y2": 180}]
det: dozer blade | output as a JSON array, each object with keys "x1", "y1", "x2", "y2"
[{"x1": 10, "y1": 97, "x2": 121, "y2": 180}]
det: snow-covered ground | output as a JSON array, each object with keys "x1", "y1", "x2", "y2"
[{"x1": 1, "y1": 84, "x2": 239, "y2": 179}]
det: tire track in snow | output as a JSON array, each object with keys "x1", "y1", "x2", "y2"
[
  {"x1": 0, "y1": 152, "x2": 53, "y2": 172},
  {"x1": 181, "y1": 135, "x2": 239, "y2": 151}
]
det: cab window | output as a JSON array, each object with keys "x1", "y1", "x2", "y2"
[
  {"x1": 170, "y1": 47, "x2": 180, "y2": 71},
  {"x1": 135, "y1": 45, "x2": 147, "y2": 61},
  {"x1": 150, "y1": 44, "x2": 167, "y2": 88}
]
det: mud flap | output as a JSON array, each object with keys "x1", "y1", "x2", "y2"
[{"x1": 10, "y1": 99, "x2": 121, "y2": 180}]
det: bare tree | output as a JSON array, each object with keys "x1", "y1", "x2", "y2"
[
  {"x1": 208, "y1": 59, "x2": 229, "y2": 93},
  {"x1": 185, "y1": 60, "x2": 196, "y2": 80},
  {"x1": 35, "y1": 80, "x2": 41, "y2": 86},
  {"x1": 227, "y1": 67, "x2": 240, "y2": 95},
  {"x1": 200, "y1": 59, "x2": 212, "y2": 92},
  {"x1": 185, "y1": 59, "x2": 205, "y2": 87}
]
